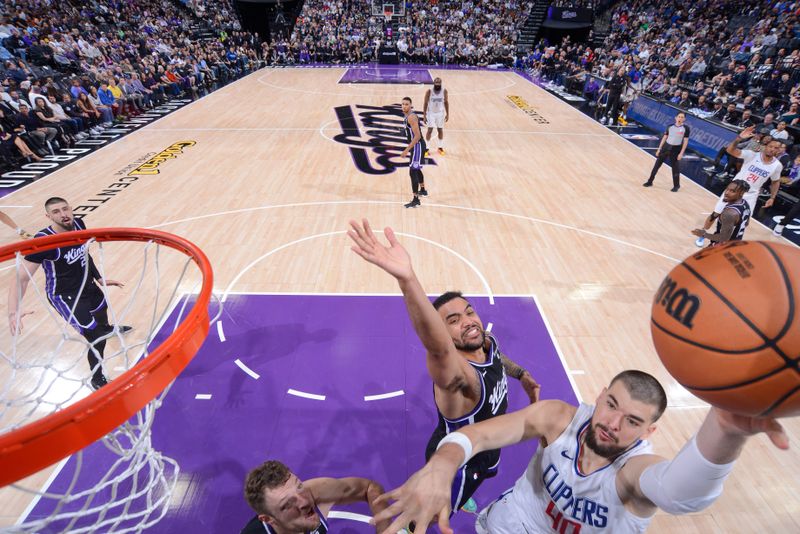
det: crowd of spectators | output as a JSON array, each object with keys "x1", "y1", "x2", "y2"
[
  {"x1": 520, "y1": 0, "x2": 800, "y2": 200},
  {"x1": 279, "y1": 0, "x2": 528, "y2": 66},
  {"x1": 287, "y1": 0, "x2": 383, "y2": 64},
  {"x1": 0, "y1": 0, "x2": 264, "y2": 167},
  {"x1": 5, "y1": 0, "x2": 800, "y2": 208},
  {"x1": 398, "y1": 1, "x2": 526, "y2": 66},
  {"x1": 1, "y1": 0, "x2": 537, "y2": 170},
  {"x1": 551, "y1": 1, "x2": 598, "y2": 7},
  {"x1": 527, "y1": 1, "x2": 800, "y2": 131},
  {"x1": 183, "y1": 0, "x2": 242, "y2": 31}
]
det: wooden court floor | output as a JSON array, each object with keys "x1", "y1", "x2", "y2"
[{"x1": 0, "y1": 67, "x2": 798, "y2": 532}]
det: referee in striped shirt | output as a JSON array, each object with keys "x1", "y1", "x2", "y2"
[{"x1": 643, "y1": 112, "x2": 690, "y2": 192}]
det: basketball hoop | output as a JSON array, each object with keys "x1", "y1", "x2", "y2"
[
  {"x1": 0, "y1": 228, "x2": 213, "y2": 532},
  {"x1": 383, "y1": 3, "x2": 394, "y2": 23}
]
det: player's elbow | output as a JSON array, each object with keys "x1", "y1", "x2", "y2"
[
  {"x1": 640, "y1": 459, "x2": 726, "y2": 516},
  {"x1": 653, "y1": 493, "x2": 720, "y2": 515}
]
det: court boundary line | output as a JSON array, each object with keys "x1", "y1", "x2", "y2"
[
  {"x1": 234, "y1": 358, "x2": 261, "y2": 379},
  {"x1": 147, "y1": 200, "x2": 681, "y2": 264},
  {"x1": 287, "y1": 388, "x2": 326, "y2": 401},
  {"x1": 13, "y1": 456, "x2": 71, "y2": 527},
  {"x1": 364, "y1": 390, "x2": 405, "y2": 401},
  {"x1": 219, "y1": 229, "x2": 495, "y2": 304},
  {"x1": 257, "y1": 67, "x2": 518, "y2": 97},
  {"x1": 15, "y1": 291, "x2": 582, "y2": 527},
  {"x1": 532, "y1": 294, "x2": 583, "y2": 403},
  {"x1": 211, "y1": 292, "x2": 579, "y2": 405},
  {"x1": 149, "y1": 126, "x2": 616, "y2": 138},
  {"x1": 0, "y1": 68, "x2": 266, "y2": 204},
  {"x1": 218, "y1": 290, "x2": 580, "y2": 297}
]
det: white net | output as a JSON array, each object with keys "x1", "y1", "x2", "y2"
[{"x1": 0, "y1": 233, "x2": 214, "y2": 533}]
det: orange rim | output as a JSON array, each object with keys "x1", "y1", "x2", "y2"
[{"x1": 0, "y1": 228, "x2": 213, "y2": 487}]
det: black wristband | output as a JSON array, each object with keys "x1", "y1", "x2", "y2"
[{"x1": 515, "y1": 368, "x2": 527, "y2": 380}]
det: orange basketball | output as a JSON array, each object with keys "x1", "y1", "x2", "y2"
[{"x1": 651, "y1": 241, "x2": 800, "y2": 418}]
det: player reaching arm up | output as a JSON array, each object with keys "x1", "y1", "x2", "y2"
[
  {"x1": 370, "y1": 371, "x2": 788, "y2": 534},
  {"x1": 348, "y1": 218, "x2": 542, "y2": 516}
]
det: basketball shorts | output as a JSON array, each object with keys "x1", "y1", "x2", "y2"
[
  {"x1": 409, "y1": 139, "x2": 425, "y2": 170},
  {"x1": 426, "y1": 112, "x2": 445, "y2": 129},
  {"x1": 450, "y1": 456, "x2": 499, "y2": 513},
  {"x1": 475, "y1": 489, "x2": 526, "y2": 534},
  {"x1": 47, "y1": 284, "x2": 107, "y2": 335}
]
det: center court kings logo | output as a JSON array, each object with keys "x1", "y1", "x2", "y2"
[{"x1": 332, "y1": 103, "x2": 437, "y2": 175}]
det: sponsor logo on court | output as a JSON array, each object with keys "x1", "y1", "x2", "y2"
[
  {"x1": 73, "y1": 140, "x2": 196, "y2": 218},
  {"x1": 654, "y1": 276, "x2": 700, "y2": 329},
  {"x1": 506, "y1": 95, "x2": 550, "y2": 124},
  {"x1": 0, "y1": 99, "x2": 193, "y2": 198},
  {"x1": 332, "y1": 103, "x2": 437, "y2": 175},
  {"x1": 127, "y1": 141, "x2": 196, "y2": 176}
]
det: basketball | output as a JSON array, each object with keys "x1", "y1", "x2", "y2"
[{"x1": 651, "y1": 241, "x2": 800, "y2": 417}]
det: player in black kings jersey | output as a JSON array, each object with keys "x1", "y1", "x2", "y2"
[
  {"x1": 242, "y1": 460, "x2": 389, "y2": 534},
  {"x1": 692, "y1": 180, "x2": 751, "y2": 245},
  {"x1": 348, "y1": 219, "x2": 541, "y2": 514},
  {"x1": 7, "y1": 197, "x2": 129, "y2": 390},
  {"x1": 400, "y1": 96, "x2": 427, "y2": 209}
]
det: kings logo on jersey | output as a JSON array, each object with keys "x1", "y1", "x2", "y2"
[
  {"x1": 488, "y1": 369, "x2": 508, "y2": 415},
  {"x1": 63, "y1": 244, "x2": 89, "y2": 267}
]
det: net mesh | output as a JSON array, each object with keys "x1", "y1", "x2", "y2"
[{"x1": 0, "y1": 234, "x2": 213, "y2": 533}]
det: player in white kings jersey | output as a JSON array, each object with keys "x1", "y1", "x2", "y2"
[
  {"x1": 370, "y1": 370, "x2": 789, "y2": 534},
  {"x1": 423, "y1": 77, "x2": 449, "y2": 156}
]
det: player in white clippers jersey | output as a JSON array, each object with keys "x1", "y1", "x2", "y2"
[
  {"x1": 697, "y1": 127, "x2": 782, "y2": 247},
  {"x1": 423, "y1": 77, "x2": 449, "y2": 155},
  {"x1": 371, "y1": 370, "x2": 789, "y2": 534}
]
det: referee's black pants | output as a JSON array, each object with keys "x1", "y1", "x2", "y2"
[
  {"x1": 606, "y1": 92, "x2": 622, "y2": 124},
  {"x1": 647, "y1": 144, "x2": 682, "y2": 187},
  {"x1": 777, "y1": 198, "x2": 800, "y2": 228}
]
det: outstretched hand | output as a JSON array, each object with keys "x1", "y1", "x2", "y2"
[
  {"x1": 8, "y1": 310, "x2": 34, "y2": 336},
  {"x1": 370, "y1": 462, "x2": 454, "y2": 534},
  {"x1": 348, "y1": 219, "x2": 414, "y2": 281},
  {"x1": 739, "y1": 125, "x2": 756, "y2": 140},
  {"x1": 714, "y1": 408, "x2": 789, "y2": 450}
]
